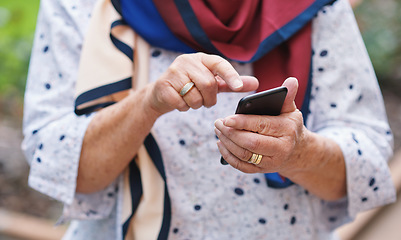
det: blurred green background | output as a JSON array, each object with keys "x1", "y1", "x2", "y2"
[
  {"x1": 354, "y1": 0, "x2": 401, "y2": 90},
  {"x1": 0, "y1": 0, "x2": 400, "y2": 120},
  {"x1": 0, "y1": 0, "x2": 40, "y2": 119}
]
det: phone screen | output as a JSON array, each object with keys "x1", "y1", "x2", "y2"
[{"x1": 220, "y1": 86, "x2": 287, "y2": 165}]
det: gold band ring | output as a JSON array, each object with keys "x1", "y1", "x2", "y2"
[
  {"x1": 253, "y1": 154, "x2": 263, "y2": 165},
  {"x1": 248, "y1": 153, "x2": 258, "y2": 163},
  {"x1": 248, "y1": 153, "x2": 263, "y2": 165},
  {"x1": 179, "y1": 82, "x2": 195, "y2": 97}
]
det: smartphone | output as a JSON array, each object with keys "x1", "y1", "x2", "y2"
[{"x1": 220, "y1": 86, "x2": 288, "y2": 165}]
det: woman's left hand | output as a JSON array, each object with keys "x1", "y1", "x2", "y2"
[
  {"x1": 215, "y1": 77, "x2": 307, "y2": 175},
  {"x1": 215, "y1": 77, "x2": 347, "y2": 200}
]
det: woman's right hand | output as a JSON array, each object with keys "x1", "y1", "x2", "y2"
[
  {"x1": 147, "y1": 52, "x2": 259, "y2": 115},
  {"x1": 77, "y1": 53, "x2": 258, "y2": 193}
]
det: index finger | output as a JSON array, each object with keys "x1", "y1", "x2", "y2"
[
  {"x1": 199, "y1": 53, "x2": 244, "y2": 91},
  {"x1": 217, "y1": 75, "x2": 259, "y2": 93}
]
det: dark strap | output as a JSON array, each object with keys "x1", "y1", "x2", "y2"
[
  {"x1": 110, "y1": 20, "x2": 133, "y2": 61},
  {"x1": 122, "y1": 157, "x2": 142, "y2": 237},
  {"x1": 74, "y1": 18, "x2": 133, "y2": 116},
  {"x1": 122, "y1": 134, "x2": 171, "y2": 240}
]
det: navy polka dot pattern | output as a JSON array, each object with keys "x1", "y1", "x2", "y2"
[
  {"x1": 309, "y1": 0, "x2": 395, "y2": 220},
  {"x1": 22, "y1": 0, "x2": 395, "y2": 239},
  {"x1": 234, "y1": 187, "x2": 244, "y2": 196},
  {"x1": 328, "y1": 216, "x2": 337, "y2": 222},
  {"x1": 369, "y1": 178, "x2": 375, "y2": 187},
  {"x1": 151, "y1": 49, "x2": 161, "y2": 57},
  {"x1": 258, "y1": 218, "x2": 267, "y2": 224},
  {"x1": 290, "y1": 216, "x2": 297, "y2": 225},
  {"x1": 319, "y1": 50, "x2": 328, "y2": 57}
]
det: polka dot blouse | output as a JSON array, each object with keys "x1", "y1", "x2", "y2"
[{"x1": 22, "y1": 0, "x2": 395, "y2": 239}]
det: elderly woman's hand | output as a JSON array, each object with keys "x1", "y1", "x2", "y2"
[
  {"x1": 215, "y1": 77, "x2": 346, "y2": 200},
  {"x1": 214, "y1": 77, "x2": 307, "y2": 174},
  {"x1": 147, "y1": 52, "x2": 259, "y2": 115}
]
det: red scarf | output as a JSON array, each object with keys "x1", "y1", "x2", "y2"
[{"x1": 144, "y1": 0, "x2": 331, "y2": 107}]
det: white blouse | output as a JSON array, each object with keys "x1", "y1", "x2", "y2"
[{"x1": 22, "y1": 0, "x2": 395, "y2": 239}]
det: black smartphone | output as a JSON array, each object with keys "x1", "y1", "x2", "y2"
[{"x1": 220, "y1": 86, "x2": 288, "y2": 165}]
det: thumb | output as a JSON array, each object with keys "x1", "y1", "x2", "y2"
[{"x1": 281, "y1": 77, "x2": 298, "y2": 113}]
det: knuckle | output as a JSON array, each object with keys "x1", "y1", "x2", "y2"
[
  {"x1": 176, "y1": 100, "x2": 189, "y2": 111},
  {"x1": 208, "y1": 55, "x2": 226, "y2": 69},
  {"x1": 246, "y1": 137, "x2": 262, "y2": 152},
  {"x1": 224, "y1": 71, "x2": 239, "y2": 80},
  {"x1": 239, "y1": 149, "x2": 249, "y2": 161},
  {"x1": 289, "y1": 128, "x2": 298, "y2": 138},
  {"x1": 204, "y1": 98, "x2": 217, "y2": 108},
  {"x1": 191, "y1": 97, "x2": 203, "y2": 109},
  {"x1": 175, "y1": 54, "x2": 188, "y2": 62},
  {"x1": 191, "y1": 105, "x2": 201, "y2": 110},
  {"x1": 167, "y1": 64, "x2": 181, "y2": 76},
  {"x1": 291, "y1": 110, "x2": 304, "y2": 125},
  {"x1": 232, "y1": 160, "x2": 241, "y2": 171},
  {"x1": 256, "y1": 118, "x2": 270, "y2": 133},
  {"x1": 224, "y1": 127, "x2": 235, "y2": 139},
  {"x1": 203, "y1": 78, "x2": 215, "y2": 89},
  {"x1": 195, "y1": 52, "x2": 207, "y2": 59},
  {"x1": 284, "y1": 122, "x2": 299, "y2": 142},
  {"x1": 178, "y1": 106, "x2": 190, "y2": 112}
]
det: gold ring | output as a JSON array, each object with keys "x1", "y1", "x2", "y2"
[
  {"x1": 248, "y1": 153, "x2": 258, "y2": 163},
  {"x1": 179, "y1": 82, "x2": 195, "y2": 97},
  {"x1": 253, "y1": 154, "x2": 263, "y2": 165},
  {"x1": 248, "y1": 153, "x2": 262, "y2": 165}
]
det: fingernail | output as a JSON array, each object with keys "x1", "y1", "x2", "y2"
[
  {"x1": 223, "y1": 118, "x2": 235, "y2": 127},
  {"x1": 214, "y1": 119, "x2": 223, "y2": 127},
  {"x1": 232, "y1": 79, "x2": 243, "y2": 90}
]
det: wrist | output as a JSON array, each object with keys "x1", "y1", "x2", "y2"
[
  {"x1": 128, "y1": 84, "x2": 163, "y2": 122},
  {"x1": 280, "y1": 128, "x2": 324, "y2": 178}
]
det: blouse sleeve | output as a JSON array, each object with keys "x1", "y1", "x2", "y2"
[
  {"x1": 307, "y1": 0, "x2": 396, "y2": 227},
  {"x1": 22, "y1": 0, "x2": 117, "y2": 220}
]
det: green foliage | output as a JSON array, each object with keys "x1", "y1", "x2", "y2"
[
  {"x1": 354, "y1": 0, "x2": 401, "y2": 89},
  {"x1": 0, "y1": 0, "x2": 40, "y2": 98}
]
